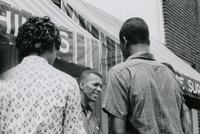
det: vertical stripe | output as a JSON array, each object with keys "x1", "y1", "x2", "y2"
[
  {"x1": 10, "y1": 11, "x2": 15, "y2": 35},
  {"x1": 84, "y1": 35, "x2": 87, "y2": 67},
  {"x1": 67, "y1": 30, "x2": 74, "y2": 62},
  {"x1": 100, "y1": 44, "x2": 103, "y2": 75},
  {"x1": 116, "y1": 44, "x2": 123, "y2": 63},
  {"x1": 6, "y1": 11, "x2": 11, "y2": 34},
  {"x1": 98, "y1": 40, "x2": 102, "y2": 73},
  {"x1": 18, "y1": 15, "x2": 22, "y2": 30},
  {"x1": 76, "y1": 33, "x2": 85, "y2": 65},
  {"x1": 14, "y1": 14, "x2": 19, "y2": 36},
  {"x1": 120, "y1": 51, "x2": 123, "y2": 62},
  {"x1": 73, "y1": 32, "x2": 77, "y2": 64},
  {"x1": 115, "y1": 43, "x2": 118, "y2": 64},
  {"x1": 89, "y1": 37, "x2": 93, "y2": 68},
  {"x1": 86, "y1": 37, "x2": 90, "y2": 67},
  {"x1": 99, "y1": 33, "x2": 107, "y2": 83},
  {"x1": 106, "y1": 37, "x2": 115, "y2": 70},
  {"x1": 105, "y1": 37, "x2": 108, "y2": 81},
  {"x1": 91, "y1": 39, "x2": 99, "y2": 70}
]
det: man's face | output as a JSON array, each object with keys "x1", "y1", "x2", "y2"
[{"x1": 81, "y1": 73, "x2": 103, "y2": 102}]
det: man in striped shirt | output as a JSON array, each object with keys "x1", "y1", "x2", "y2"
[{"x1": 103, "y1": 17, "x2": 189, "y2": 134}]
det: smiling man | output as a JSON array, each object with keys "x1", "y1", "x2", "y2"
[{"x1": 78, "y1": 69, "x2": 103, "y2": 134}]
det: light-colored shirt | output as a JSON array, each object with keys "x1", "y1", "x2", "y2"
[
  {"x1": 81, "y1": 103, "x2": 100, "y2": 134},
  {"x1": 0, "y1": 55, "x2": 86, "y2": 134},
  {"x1": 103, "y1": 52, "x2": 187, "y2": 134}
]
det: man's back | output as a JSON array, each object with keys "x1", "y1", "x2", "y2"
[
  {"x1": 0, "y1": 56, "x2": 85, "y2": 134},
  {"x1": 103, "y1": 53, "x2": 184, "y2": 134},
  {"x1": 127, "y1": 59, "x2": 183, "y2": 133}
]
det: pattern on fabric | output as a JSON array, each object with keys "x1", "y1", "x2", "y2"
[{"x1": 0, "y1": 56, "x2": 86, "y2": 134}]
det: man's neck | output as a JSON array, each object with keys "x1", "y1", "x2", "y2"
[
  {"x1": 81, "y1": 93, "x2": 89, "y2": 107},
  {"x1": 129, "y1": 43, "x2": 150, "y2": 56}
]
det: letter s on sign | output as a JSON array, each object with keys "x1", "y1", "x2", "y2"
[
  {"x1": 59, "y1": 31, "x2": 69, "y2": 53},
  {"x1": 188, "y1": 80, "x2": 194, "y2": 93}
]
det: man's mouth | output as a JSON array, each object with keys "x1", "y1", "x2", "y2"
[{"x1": 93, "y1": 93, "x2": 99, "y2": 98}]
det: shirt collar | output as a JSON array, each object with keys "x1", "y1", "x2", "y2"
[
  {"x1": 81, "y1": 102, "x2": 93, "y2": 116},
  {"x1": 126, "y1": 52, "x2": 155, "y2": 61},
  {"x1": 22, "y1": 55, "x2": 49, "y2": 65}
]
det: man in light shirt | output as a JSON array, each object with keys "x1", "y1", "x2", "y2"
[
  {"x1": 103, "y1": 17, "x2": 189, "y2": 134},
  {"x1": 78, "y1": 69, "x2": 103, "y2": 134}
]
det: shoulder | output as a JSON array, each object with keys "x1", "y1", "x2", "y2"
[
  {"x1": 110, "y1": 58, "x2": 153, "y2": 72},
  {"x1": 109, "y1": 61, "x2": 137, "y2": 80},
  {"x1": 47, "y1": 66, "x2": 81, "y2": 100},
  {"x1": 0, "y1": 63, "x2": 23, "y2": 81},
  {"x1": 49, "y1": 65, "x2": 78, "y2": 86},
  {"x1": 110, "y1": 61, "x2": 132, "y2": 72}
]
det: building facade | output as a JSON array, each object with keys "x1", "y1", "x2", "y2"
[
  {"x1": 162, "y1": 0, "x2": 200, "y2": 72},
  {"x1": 162, "y1": 0, "x2": 200, "y2": 133}
]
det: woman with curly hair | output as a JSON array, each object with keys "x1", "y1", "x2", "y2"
[
  {"x1": 0, "y1": 16, "x2": 86, "y2": 134},
  {"x1": 16, "y1": 16, "x2": 61, "y2": 63}
]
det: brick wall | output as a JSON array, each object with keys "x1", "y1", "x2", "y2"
[{"x1": 162, "y1": 0, "x2": 200, "y2": 72}]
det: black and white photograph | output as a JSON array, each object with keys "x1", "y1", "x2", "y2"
[{"x1": 0, "y1": 0, "x2": 200, "y2": 134}]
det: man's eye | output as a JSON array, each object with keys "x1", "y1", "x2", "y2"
[
  {"x1": 93, "y1": 83, "x2": 103, "y2": 88},
  {"x1": 93, "y1": 83, "x2": 99, "y2": 87}
]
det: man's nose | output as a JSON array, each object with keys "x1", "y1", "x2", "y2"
[{"x1": 96, "y1": 86, "x2": 102, "y2": 92}]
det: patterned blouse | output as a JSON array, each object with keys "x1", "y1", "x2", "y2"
[{"x1": 0, "y1": 55, "x2": 86, "y2": 134}]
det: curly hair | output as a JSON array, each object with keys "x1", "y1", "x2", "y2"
[{"x1": 16, "y1": 16, "x2": 61, "y2": 59}]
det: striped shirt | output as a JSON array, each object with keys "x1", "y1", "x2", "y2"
[{"x1": 103, "y1": 52, "x2": 186, "y2": 134}]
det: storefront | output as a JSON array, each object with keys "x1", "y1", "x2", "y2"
[{"x1": 1, "y1": 0, "x2": 200, "y2": 133}]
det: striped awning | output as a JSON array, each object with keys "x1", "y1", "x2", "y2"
[
  {"x1": 61, "y1": 0, "x2": 200, "y2": 100},
  {"x1": 0, "y1": 0, "x2": 102, "y2": 72}
]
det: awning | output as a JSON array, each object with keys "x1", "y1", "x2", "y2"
[
  {"x1": 151, "y1": 39, "x2": 200, "y2": 103},
  {"x1": 0, "y1": 0, "x2": 102, "y2": 72},
  {"x1": 61, "y1": 0, "x2": 200, "y2": 103}
]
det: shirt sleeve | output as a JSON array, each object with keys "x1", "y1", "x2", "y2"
[
  {"x1": 102, "y1": 69, "x2": 129, "y2": 119},
  {"x1": 63, "y1": 81, "x2": 86, "y2": 134},
  {"x1": 174, "y1": 77, "x2": 191, "y2": 134}
]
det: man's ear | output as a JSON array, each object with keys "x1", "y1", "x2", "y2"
[
  {"x1": 123, "y1": 36, "x2": 127, "y2": 44},
  {"x1": 121, "y1": 36, "x2": 128, "y2": 50},
  {"x1": 79, "y1": 81, "x2": 85, "y2": 91}
]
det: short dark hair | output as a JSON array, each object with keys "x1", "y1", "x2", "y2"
[
  {"x1": 16, "y1": 16, "x2": 61, "y2": 59},
  {"x1": 119, "y1": 17, "x2": 150, "y2": 45},
  {"x1": 78, "y1": 68, "x2": 102, "y2": 84}
]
